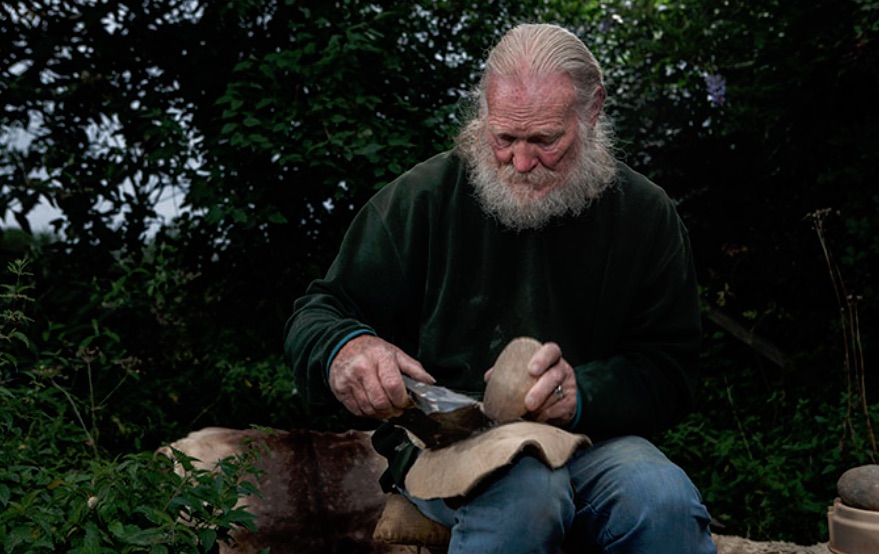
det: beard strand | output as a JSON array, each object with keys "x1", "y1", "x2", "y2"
[{"x1": 457, "y1": 118, "x2": 617, "y2": 232}]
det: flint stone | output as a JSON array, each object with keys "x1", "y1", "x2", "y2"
[
  {"x1": 838, "y1": 464, "x2": 879, "y2": 511},
  {"x1": 483, "y1": 336, "x2": 541, "y2": 422}
]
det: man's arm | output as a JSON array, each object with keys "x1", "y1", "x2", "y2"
[
  {"x1": 284, "y1": 171, "x2": 434, "y2": 418},
  {"x1": 573, "y1": 212, "x2": 701, "y2": 440}
]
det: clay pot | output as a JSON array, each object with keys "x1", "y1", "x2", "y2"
[{"x1": 828, "y1": 497, "x2": 879, "y2": 554}]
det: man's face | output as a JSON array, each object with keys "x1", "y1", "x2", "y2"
[
  {"x1": 484, "y1": 72, "x2": 581, "y2": 200},
  {"x1": 460, "y1": 69, "x2": 613, "y2": 231}
]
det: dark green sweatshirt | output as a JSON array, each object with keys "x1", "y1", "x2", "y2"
[{"x1": 285, "y1": 150, "x2": 701, "y2": 489}]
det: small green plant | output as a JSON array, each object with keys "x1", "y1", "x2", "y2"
[
  {"x1": 0, "y1": 258, "x2": 34, "y2": 372},
  {"x1": 662, "y1": 379, "x2": 861, "y2": 542},
  {"x1": 0, "y1": 443, "x2": 261, "y2": 552},
  {"x1": 0, "y1": 258, "x2": 263, "y2": 552}
]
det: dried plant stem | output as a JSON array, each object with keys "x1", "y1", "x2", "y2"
[
  {"x1": 723, "y1": 374, "x2": 754, "y2": 460},
  {"x1": 807, "y1": 208, "x2": 875, "y2": 459},
  {"x1": 50, "y1": 376, "x2": 100, "y2": 458},
  {"x1": 851, "y1": 296, "x2": 877, "y2": 457}
]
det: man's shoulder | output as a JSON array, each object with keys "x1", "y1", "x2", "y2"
[
  {"x1": 368, "y1": 150, "x2": 466, "y2": 212},
  {"x1": 383, "y1": 150, "x2": 463, "y2": 194},
  {"x1": 407, "y1": 149, "x2": 462, "y2": 177},
  {"x1": 605, "y1": 161, "x2": 677, "y2": 214},
  {"x1": 614, "y1": 162, "x2": 668, "y2": 199}
]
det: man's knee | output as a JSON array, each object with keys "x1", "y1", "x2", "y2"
[
  {"x1": 453, "y1": 454, "x2": 574, "y2": 551},
  {"x1": 508, "y1": 454, "x2": 570, "y2": 490},
  {"x1": 570, "y1": 436, "x2": 710, "y2": 533},
  {"x1": 599, "y1": 438, "x2": 703, "y2": 518},
  {"x1": 629, "y1": 460, "x2": 703, "y2": 515}
]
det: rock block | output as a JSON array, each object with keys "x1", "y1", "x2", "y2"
[{"x1": 838, "y1": 465, "x2": 879, "y2": 511}]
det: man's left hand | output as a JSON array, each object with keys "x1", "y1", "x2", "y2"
[{"x1": 522, "y1": 342, "x2": 578, "y2": 427}]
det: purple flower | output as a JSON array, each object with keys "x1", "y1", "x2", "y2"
[
  {"x1": 598, "y1": 13, "x2": 622, "y2": 34},
  {"x1": 705, "y1": 73, "x2": 727, "y2": 106}
]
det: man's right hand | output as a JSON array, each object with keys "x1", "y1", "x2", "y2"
[{"x1": 328, "y1": 334, "x2": 435, "y2": 420}]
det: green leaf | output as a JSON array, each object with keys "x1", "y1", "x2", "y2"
[
  {"x1": 81, "y1": 521, "x2": 102, "y2": 552},
  {"x1": 108, "y1": 521, "x2": 163, "y2": 546},
  {"x1": 354, "y1": 143, "x2": 384, "y2": 156},
  {"x1": 199, "y1": 528, "x2": 217, "y2": 550},
  {"x1": 232, "y1": 60, "x2": 253, "y2": 72},
  {"x1": 231, "y1": 209, "x2": 248, "y2": 223}
]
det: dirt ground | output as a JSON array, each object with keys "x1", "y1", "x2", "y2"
[{"x1": 713, "y1": 534, "x2": 830, "y2": 554}]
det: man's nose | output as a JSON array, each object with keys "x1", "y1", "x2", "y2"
[{"x1": 512, "y1": 142, "x2": 538, "y2": 172}]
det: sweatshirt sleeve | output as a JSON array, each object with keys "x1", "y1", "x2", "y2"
[
  {"x1": 283, "y1": 199, "x2": 410, "y2": 417},
  {"x1": 283, "y1": 150, "x2": 447, "y2": 418}
]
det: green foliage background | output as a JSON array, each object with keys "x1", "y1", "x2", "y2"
[{"x1": 2, "y1": 0, "x2": 878, "y2": 546}]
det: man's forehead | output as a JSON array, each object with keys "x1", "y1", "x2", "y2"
[
  {"x1": 486, "y1": 72, "x2": 576, "y2": 108},
  {"x1": 485, "y1": 72, "x2": 577, "y2": 126}
]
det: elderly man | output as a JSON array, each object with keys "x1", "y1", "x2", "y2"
[{"x1": 286, "y1": 23, "x2": 715, "y2": 553}]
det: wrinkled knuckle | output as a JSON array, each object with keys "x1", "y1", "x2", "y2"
[
  {"x1": 334, "y1": 378, "x2": 354, "y2": 394},
  {"x1": 372, "y1": 396, "x2": 392, "y2": 412}
]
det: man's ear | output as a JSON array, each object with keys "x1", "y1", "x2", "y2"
[{"x1": 588, "y1": 85, "x2": 606, "y2": 126}]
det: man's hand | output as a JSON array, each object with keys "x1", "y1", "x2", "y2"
[
  {"x1": 329, "y1": 334, "x2": 435, "y2": 420},
  {"x1": 523, "y1": 342, "x2": 578, "y2": 427}
]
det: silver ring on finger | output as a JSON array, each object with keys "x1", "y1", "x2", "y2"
[{"x1": 555, "y1": 383, "x2": 564, "y2": 400}]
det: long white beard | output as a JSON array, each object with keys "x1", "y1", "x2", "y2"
[{"x1": 459, "y1": 119, "x2": 617, "y2": 232}]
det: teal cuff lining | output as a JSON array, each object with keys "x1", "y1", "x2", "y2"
[{"x1": 326, "y1": 329, "x2": 376, "y2": 380}]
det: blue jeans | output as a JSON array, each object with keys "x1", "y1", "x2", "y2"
[{"x1": 401, "y1": 436, "x2": 716, "y2": 553}]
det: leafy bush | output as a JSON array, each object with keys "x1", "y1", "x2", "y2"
[
  {"x1": 662, "y1": 386, "x2": 872, "y2": 542},
  {"x1": 666, "y1": 205, "x2": 877, "y2": 544},
  {"x1": 660, "y1": 315, "x2": 878, "y2": 544},
  {"x1": 1, "y1": 259, "x2": 262, "y2": 553}
]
